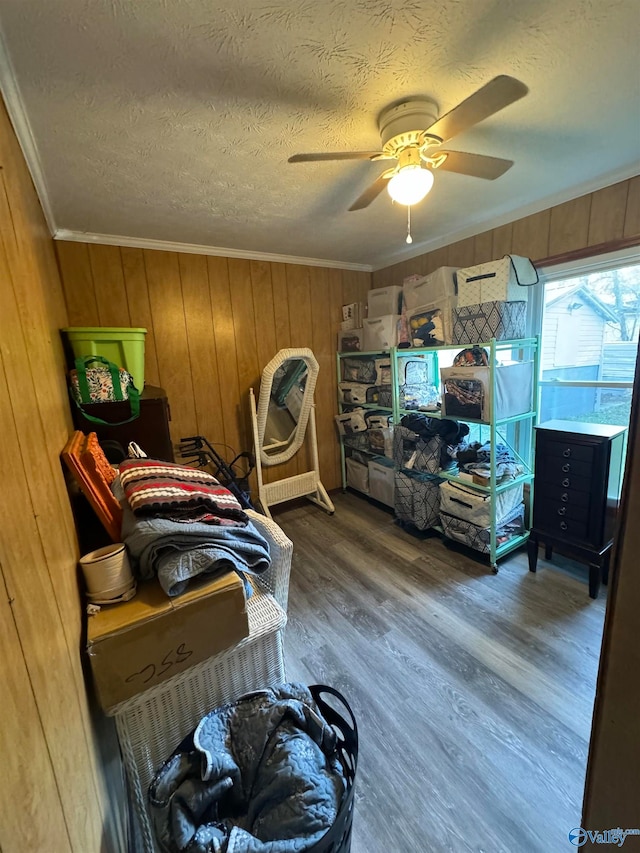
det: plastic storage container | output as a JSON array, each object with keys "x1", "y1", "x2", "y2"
[{"x1": 63, "y1": 327, "x2": 147, "y2": 390}]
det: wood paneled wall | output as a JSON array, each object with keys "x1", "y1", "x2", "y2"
[
  {"x1": 372, "y1": 176, "x2": 640, "y2": 286},
  {"x1": 0, "y1": 100, "x2": 121, "y2": 850},
  {"x1": 56, "y1": 243, "x2": 371, "y2": 491}
]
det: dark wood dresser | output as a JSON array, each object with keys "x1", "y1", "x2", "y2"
[
  {"x1": 71, "y1": 384, "x2": 174, "y2": 462},
  {"x1": 528, "y1": 420, "x2": 626, "y2": 598}
]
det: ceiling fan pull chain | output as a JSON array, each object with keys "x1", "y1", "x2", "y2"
[{"x1": 406, "y1": 206, "x2": 413, "y2": 244}]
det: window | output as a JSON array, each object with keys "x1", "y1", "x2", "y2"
[{"x1": 535, "y1": 248, "x2": 640, "y2": 430}]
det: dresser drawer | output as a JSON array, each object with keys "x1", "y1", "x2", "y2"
[
  {"x1": 534, "y1": 515, "x2": 588, "y2": 542},
  {"x1": 536, "y1": 456, "x2": 592, "y2": 480},
  {"x1": 539, "y1": 439, "x2": 594, "y2": 464},
  {"x1": 536, "y1": 482, "x2": 591, "y2": 509},
  {"x1": 535, "y1": 468, "x2": 591, "y2": 493},
  {"x1": 534, "y1": 500, "x2": 589, "y2": 524}
]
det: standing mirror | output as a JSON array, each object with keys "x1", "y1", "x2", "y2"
[{"x1": 249, "y1": 348, "x2": 334, "y2": 518}]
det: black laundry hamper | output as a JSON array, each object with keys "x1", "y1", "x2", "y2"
[
  {"x1": 150, "y1": 684, "x2": 358, "y2": 853},
  {"x1": 307, "y1": 684, "x2": 358, "y2": 853}
]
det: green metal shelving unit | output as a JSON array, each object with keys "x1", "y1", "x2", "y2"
[{"x1": 337, "y1": 337, "x2": 540, "y2": 570}]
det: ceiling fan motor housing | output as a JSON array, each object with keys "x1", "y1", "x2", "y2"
[{"x1": 378, "y1": 97, "x2": 440, "y2": 155}]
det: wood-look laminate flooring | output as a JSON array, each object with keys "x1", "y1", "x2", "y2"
[{"x1": 272, "y1": 492, "x2": 607, "y2": 853}]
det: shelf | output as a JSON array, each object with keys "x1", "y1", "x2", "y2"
[
  {"x1": 438, "y1": 470, "x2": 533, "y2": 494},
  {"x1": 338, "y1": 350, "x2": 388, "y2": 357},
  {"x1": 395, "y1": 337, "x2": 538, "y2": 356},
  {"x1": 339, "y1": 402, "x2": 392, "y2": 412},
  {"x1": 343, "y1": 443, "x2": 389, "y2": 461},
  {"x1": 397, "y1": 408, "x2": 536, "y2": 426},
  {"x1": 495, "y1": 530, "x2": 531, "y2": 558}
]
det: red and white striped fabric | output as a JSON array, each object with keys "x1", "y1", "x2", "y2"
[{"x1": 118, "y1": 459, "x2": 248, "y2": 526}]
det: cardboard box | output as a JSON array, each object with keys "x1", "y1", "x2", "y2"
[{"x1": 87, "y1": 571, "x2": 249, "y2": 710}]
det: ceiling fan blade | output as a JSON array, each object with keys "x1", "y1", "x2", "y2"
[
  {"x1": 426, "y1": 75, "x2": 528, "y2": 144},
  {"x1": 437, "y1": 150, "x2": 514, "y2": 180},
  {"x1": 288, "y1": 151, "x2": 383, "y2": 163},
  {"x1": 349, "y1": 173, "x2": 391, "y2": 211}
]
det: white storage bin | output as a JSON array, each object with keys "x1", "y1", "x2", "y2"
[
  {"x1": 338, "y1": 328, "x2": 364, "y2": 352},
  {"x1": 440, "y1": 361, "x2": 533, "y2": 422},
  {"x1": 362, "y1": 314, "x2": 400, "y2": 351},
  {"x1": 334, "y1": 409, "x2": 368, "y2": 436},
  {"x1": 406, "y1": 299, "x2": 454, "y2": 346},
  {"x1": 338, "y1": 382, "x2": 370, "y2": 405},
  {"x1": 439, "y1": 480, "x2": 524, "y2": 528},
  {"x1": 346, "y1": 457, "x2": 369, "y2": 493},
  {"x1": 367, "y1": 285, "x2": 403, "y2": 318},
  {"x1": 456, "y1": 256, "x2": 539, "y2": 307},
  {"x1": 368, "y1": 458, "x2": 395, "y2": 507},
  {"x1": 403, "y1": 267, "x2": 458, "y2": 310}
]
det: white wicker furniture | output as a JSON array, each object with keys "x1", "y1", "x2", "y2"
[{"x1": 107, "y1": 510, "x2": 292, "y2": 853}]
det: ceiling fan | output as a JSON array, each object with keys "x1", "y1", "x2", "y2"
[{"x1": 289, "y1": 75, "x2": 528, "y2": 212}]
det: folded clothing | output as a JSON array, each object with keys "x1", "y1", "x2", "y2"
[{"x1": 118, "y1": 458, "x2": 248, "y2": 526}]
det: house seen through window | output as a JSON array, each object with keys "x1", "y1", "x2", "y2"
[{"x1": 539, "y1": 260, "x2": 640, "y2": 429}]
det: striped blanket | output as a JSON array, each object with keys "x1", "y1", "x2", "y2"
[{"x1": 118, "y1": 458, "x2": 248, "y2": 526}]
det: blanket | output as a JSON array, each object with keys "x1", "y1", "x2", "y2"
[
  {"x1": 118, "y1": 458, "x2": 248, "y2": 525},
  {"x1": 120, "y1": 500, "x2": 271, "y2": 597},
  {"x1": 149, "y1": 683, "x2": 346, "y2": 853}
]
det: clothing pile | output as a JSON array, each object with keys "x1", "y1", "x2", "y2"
[
  {"x1": 400, "y1": 413, "x2": 470, "y2": 470},
  {"x1": 149, "y1": 683, "x2": 346, "y2": 853},
  {"x1": 114, "y1": 459, "x2": 271, "y2": 597},
  {"x1": 456, "y1": 441, "x2": 523, "y2": 483}
]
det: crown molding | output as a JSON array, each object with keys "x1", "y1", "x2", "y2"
[
  {"x1": 53, "y1": 229, "x2": 373, "y2": 272},
  {"x1": 372, "y1": 161, "x2": 640, "y2": 271},
  {"x1": 0, "y1": 31, "x2": 56, "y2": 234}
]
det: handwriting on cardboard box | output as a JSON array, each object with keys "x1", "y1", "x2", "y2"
[{"x1": 124, "y1": 642, "x2": 193, "y2": 686}]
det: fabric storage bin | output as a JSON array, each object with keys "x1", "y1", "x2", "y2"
[
  {"x1": 397, "y1": 357, "x2": 439, "y2": 412},
  {"x1": 365, "y1": 385, "x2": 393, "y2": 407},
  {"x1": 346, "y1": 457, "x2": 369, "y2": 493},
  {"x1": 364, "y1": 411, "x2": 392, "y2": 429},
  {"x1": 338, "y1": 382, "x2": 370, "y2": 404},
  {"x1": 455, "y1": 256, "x2": 539, "y2": 307},
  {"x1": 393, "y1": 425, "x2": 443, "y2": 474},
  {"x1": 368, "y1": 426, "x2": 394, "y2": 458},
  {"x1": 338, "y1": 329, "x2": 364, "y2": 352},
  {"x1": 367, "y1": 285, "x2": 403, "y2": 318},
  {"x1": 362, "y1": 315, "x2": 400, "y2": 351},
  {"x1": 406, "y1": 300, "x2": 453, "y2": 346},
  {"x1": 439, "y1": 504, "x2": 525, "y2": 554},
  {"x1": 340, "y1": 357, "x2": 377, "y2": 383},
  {"x1": 403, "y1": 267, "x2": 458, "y2": 310},
  {"x1": 395, "y1": 471, "x2": 442, "y2": 530},
  {"x1": 440, "y1": 361, "x2": 533, "y2": 422},
  {"x1": 439, "y1": 480, "x2": 524, "y2": 528},
  {"x1": 367, "y1": 458, "x2": 395, "y2": 507},
  {"x1": 335, "y1": 409, "x2": 367, "y2": 436},
  {"x1": 452, "y1": 300, "x2": 526, "y2": 344}
]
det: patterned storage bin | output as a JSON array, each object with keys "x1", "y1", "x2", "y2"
[
  {"x1": 337, "y1": 329, "x2": 364, "y2": 352},
  {"x1": 452, "y1": 300, "x2": 526, "y2": 344},
  {"x1": 394, "y1": 471, "x2": 442, "y2": 530},
  {"x1": 393, "y1": 425, "x2": 443, "y2": 474},
  {"x1": 439, "y1": 503, "x2": 525, "y2": 554},
  {"x1": 455, "y1": 256, "x2": 539, "y2": 307}
]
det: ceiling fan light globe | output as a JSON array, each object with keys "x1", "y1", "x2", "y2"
[{"x1": 387, "y1": 165, "x2": 434, "y2": 206}]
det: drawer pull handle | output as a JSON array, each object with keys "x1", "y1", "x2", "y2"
[
  {"x1": 560, "y1": 521, "x2": 568, "y2": 530},
  {"x1": 562, "y1": 478, "x2": 571, "y2": 487},
  {"x1": 563, "y1": 448, "x2": 572, "y2": 458},
  {"x1": 562, "y1": 463, "x2": 571, "y2": 473},
  {"x1": 561, "y1": 493, "x2": 569, "y2": 502},
  {"x1": 557, "y1": 507, "x2": 566, "y2": 516}
]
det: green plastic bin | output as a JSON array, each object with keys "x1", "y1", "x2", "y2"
[{"x1": 62, "y1": 327, "x2": 147, "y2": 390}]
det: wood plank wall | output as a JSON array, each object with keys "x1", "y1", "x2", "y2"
[
  {"x1": 56, "y1": 244, "x2": 371, "y2": 492},
  {"x1": 0, "y1": 100, "x2": 121, "y2": 850},
  {"x1": 372, "y1": 176, "x2": 640, "y2": 286}
]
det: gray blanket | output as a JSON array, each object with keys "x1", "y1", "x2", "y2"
[
  {"x1": 149, "y1": 683, "x2": 345, "y2": 853},
  {"x1": 120, "y1": 501, "x2": 271, "y2": 597}
]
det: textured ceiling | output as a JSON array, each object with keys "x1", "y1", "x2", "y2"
[{"x1": 0, "y1": 0, "x2": 639, "y2": 269}]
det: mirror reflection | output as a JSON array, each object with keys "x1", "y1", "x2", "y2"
[{"x1": 263, "y1": 358, "x2": 309, "y2": 456}]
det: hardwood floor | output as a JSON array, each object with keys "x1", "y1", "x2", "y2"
[{"x1": 273, "y1": 492, "x2": 607, "y2": 853}]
